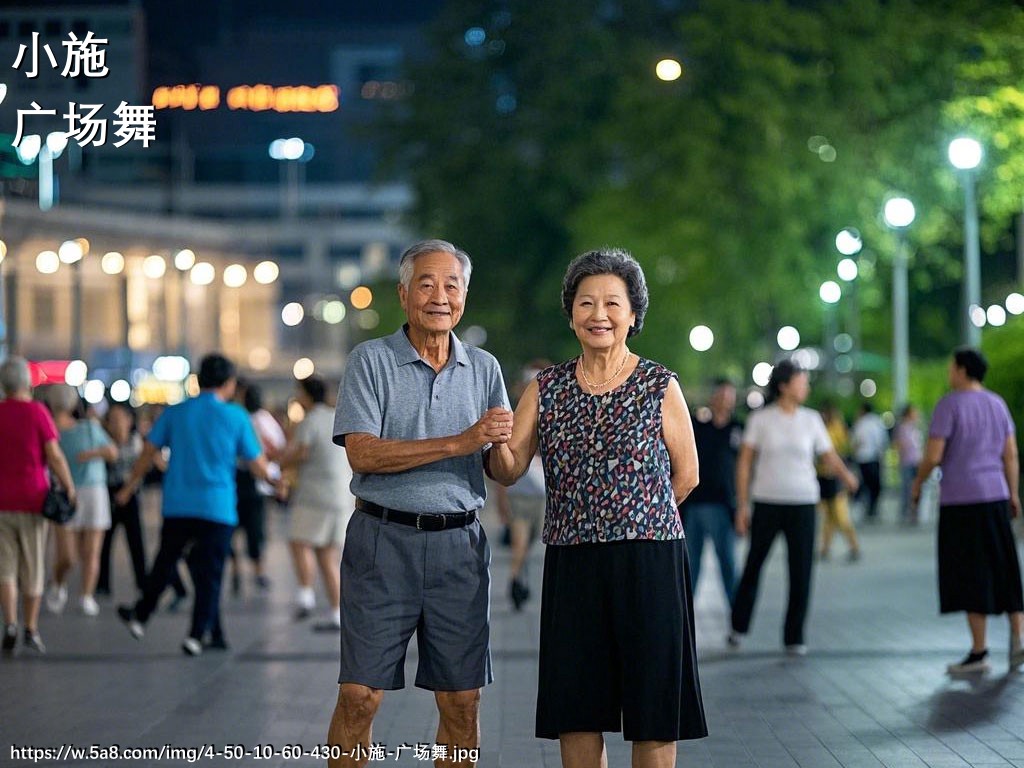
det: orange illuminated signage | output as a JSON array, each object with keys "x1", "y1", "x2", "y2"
[{"x1": 152, "y1": 84, "x2": 339, "y2": 113}]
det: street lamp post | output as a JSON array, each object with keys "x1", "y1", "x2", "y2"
[
  {"x1": 58, "y1": 239, "x2": 87, "y2": 360},
  {"x1": 269, "y1": 138, "x2": 314, "y2": 218},
  {"x1": 17, "y1": 133, "x2": 69, "y2": 211},
  {"x1": 835, "y1": 227, "x2": 862, "y2": 380},
  {"x1": 173, "y1": 249, "x2": 196, "y2": 357},
  {"x1": 883, "y1": 197, "x2": 916, "y2": 410},
  {"x1": 948, "y1": 137, "x2": 983, "y2": 347}
]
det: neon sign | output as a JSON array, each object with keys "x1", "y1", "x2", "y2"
[{"x1": 151, "y1": 84, "x2": 339, "y2": 113}]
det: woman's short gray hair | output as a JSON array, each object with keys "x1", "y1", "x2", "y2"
[
  {"x1": 398, "y1": 239, "x2": 473, "y2": 290},
  {"x1": 561, "y1": 248, "x2": 649, "y2": 337},
  {"x1": 0, "y1": 356, "x2": 31, "y2": 396}
]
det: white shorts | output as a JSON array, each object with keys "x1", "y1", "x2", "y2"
[{"x1": 64, "y1": 484, "x2": 112, "y2": 531}]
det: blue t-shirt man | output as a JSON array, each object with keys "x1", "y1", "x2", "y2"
[{"x1": 148, "y1": 392, "x2": 261, "y2": 524}]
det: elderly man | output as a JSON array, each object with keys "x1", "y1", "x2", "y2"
[{"x1": 328, "y1": 239, "x2": 512, "y2": 768}]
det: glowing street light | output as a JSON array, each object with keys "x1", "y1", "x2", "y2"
[
  {"x1": 837, "y1": 258, "x2": 859, "y2": 282},
  {"x1": 1006, "y1": 292, "x2": 1024, "y2": 316},
  {"x1": 253, "y1": 260, "x2": 279, "y2": 284},
  {"x1": 58, "y1": 239, "x2": 84, "y2": 264},
  {"x1": 174, "y1": 249, "x2": 196, "y2": 271},
  {"x1": 223, "y1": 264, "x2": 248, "y2": 288},
  {"x1": 835, "y1": 228, "x2": 862, "y2": 256},
  {"x1": 36, "y1": 250, "x2": 59, "y2": 274},
  {"x1": 777, "y1": 326, "x2": 800, "y2": 351},
  {"x1": 752, "y1": 362, "x2": 773, "y2": 388},
  {"x1": 688, "y1": 325, "x2": 714, "y2": 352},
  {"x1": 101, "y1": 252, "x2": 125, "y2": 275},
  {"x1": 143, "y1": 254, "x2": 167, "y2": 279},
  {"x1": 190, "y1": 262, "x2": 215, "y2": 286},
  {"x1": 655, "y1": 58, "x2": 683, "y2": 82},
  {"x1": 819, "y1": 280, "x2": 841, "y2": 304}
]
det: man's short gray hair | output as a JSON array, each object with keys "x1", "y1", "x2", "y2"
[
  {"x1": 0, "y1": 356, "x2": 31, "y2": 396},
  {"x1": 398, "y1": 239, "x2": 473, "y2": 290}
]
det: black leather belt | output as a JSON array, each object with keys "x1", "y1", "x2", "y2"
[{"x1": 355, "y1": 499, "x2": 477, "y2": 531}]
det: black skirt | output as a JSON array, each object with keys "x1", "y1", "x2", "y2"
[
  {"x1": 938, "y1": 500, "x2": 1024, "y2": 615},
  {"x1": 536, "y1": 538, "x2": 708, "y2": 742}
]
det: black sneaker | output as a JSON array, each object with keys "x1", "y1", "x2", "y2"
[
  {"x1": 509, "y1": 579, "x2": 530, "y2": 611},
  {"x1": 947, "y1": 649, "x2": 989, "y2": 674},
  {"x1": 204, "y1": 635, "x2": 230, "y2": 651},
  {"x1": 2, "y1": 623, "x2": 17, "y2": 653}
]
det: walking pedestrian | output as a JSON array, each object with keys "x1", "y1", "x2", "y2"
[
  {"x1": 490, "y1": 248, "x2": 707, "y2": 768},
  {"x1": 910, "y1": 348, "x2": 1024, "y2": 674},
  {"x1": 817, "y1": 403, "x2": 860, "y2": 561},
  {"x1": 851, "y1": 402, "x2": 888, "y2": 522},
  {"x1": 116, "y1": 353, "x2": 272, "y2": 656},
  {"x1": 45, "y1": 385, "x2": 117, "y2": 617},
  {"x1": 327, "y1": 239, "x2": 511, "y2": 768},
  {"x1": 275, "y1": 375, "x2": 353, "y2": 631},
  {"x1": 730, "y1": 360, "x2": 858, "y2": 654},
  {"x1": 96, "y1": 403, "x2": 148, "y2": 598},
  {"x1": 228, "y1": 381, "x2": 284, "y2": 595},
  {"x1": 682, "y1": 378, "x2": 742, "y2": 606},
  {"x1": 0, "y1": 356, "x2": 76, "y2": 654},
  {"x1": 893, "y1": 404, "x2": 923, "y2": 524}
]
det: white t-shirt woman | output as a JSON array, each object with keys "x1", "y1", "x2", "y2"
[{"x1": 744, "y1": 405, "x2": 833, "y2": 505}]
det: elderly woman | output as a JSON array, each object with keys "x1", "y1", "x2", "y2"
[
  {"x1": 911, "y1": 348, "x2": 1024, "y2": 674},
  {"x1": 274, "y1": 375, "x2": 353, "y2": 631},
  {"x1": 490, "y1": 248, "x2": 707, "y2": 768},
  {"x1": 0, "y1": 357, "x2": 76, "y2": 654},
  {"x1": 730, "y1": 360, "x2": 858, "y2": 655}
]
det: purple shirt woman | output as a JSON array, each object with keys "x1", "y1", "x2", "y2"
[{"x1": 912, "y1": 348, "x2": 1024, "y2": 675}]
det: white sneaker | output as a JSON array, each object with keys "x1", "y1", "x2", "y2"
[
  {"x1": 181, "y1": 637, "x2": 203, "y2": 657},
  {"x1": 80, "y1": 595, "x2": 100, "y2": 616},
  {"x1": 45, "y1": 584, "x2": 68, "y2": 614},
  {"x1": 785, "y1": 644, "x2": 809, "y2": 657}
]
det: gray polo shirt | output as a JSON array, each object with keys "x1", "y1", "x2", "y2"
[{"x1": 333, "y1": 325, "x2": 509, "y2": 513}]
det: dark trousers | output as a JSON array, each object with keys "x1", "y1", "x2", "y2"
[
  {"x1": 98, "y1": 486, "x2": 147, "y2": 593},
  {"x1": 134, "y1": 517, "x2": 233, "y2": 641},
  {"x1": 857, "y1": 460, "x2": 882, "y2": 519},
  {"x1": 233, "y1": 469, "x2": 266, "y2": 562},
  {"x1": 731, "y1": 503, "x2": 816, "y2": 646}
]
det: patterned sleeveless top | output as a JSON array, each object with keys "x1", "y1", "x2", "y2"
[{"x1": 537, "y1": 357, "x2": 684, "y2": 545}]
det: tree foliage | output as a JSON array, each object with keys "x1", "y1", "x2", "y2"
[{"x1": 380, "y1": 0, "x2": 1019, "y2": 401}]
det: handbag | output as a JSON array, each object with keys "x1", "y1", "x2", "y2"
[{"x1": 41, "y1": 481, "x2": 76, "y2": 524}]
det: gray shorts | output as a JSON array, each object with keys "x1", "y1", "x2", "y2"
[{"x1": 338, "y1": 509, "x2": 492, "y2": 692}]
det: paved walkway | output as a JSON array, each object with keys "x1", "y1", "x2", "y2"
[{"x1": 4, "y1": 491, "x2": 1024, "y2": 767}]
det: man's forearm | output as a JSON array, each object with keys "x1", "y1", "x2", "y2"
[{"x1": 347, "y1": 434, "x2": 471, "y2": 475}]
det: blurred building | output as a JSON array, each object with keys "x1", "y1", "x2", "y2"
[{"x1": 0, "y1": 1, "x2": 430, "y2": 400}]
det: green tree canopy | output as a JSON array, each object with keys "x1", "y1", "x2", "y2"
[{"x1": 380, "y1": 0, "x2": 1020, "y2": 403}]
